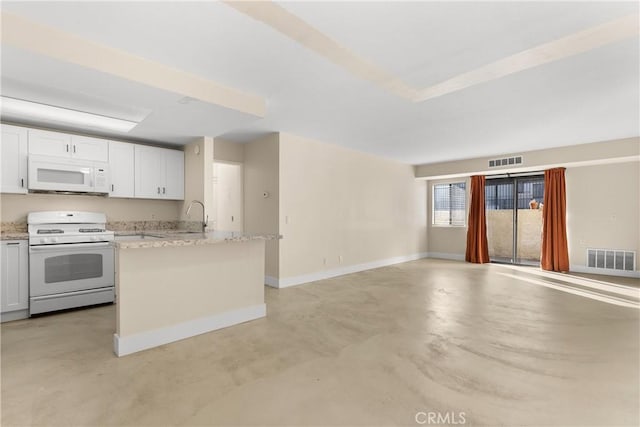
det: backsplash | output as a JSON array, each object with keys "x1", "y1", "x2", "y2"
[
  {"x1": 0, "y1": 220, "x2": 205, "y2": 233},
  {"x1": 0, "y1": 222, "x2": 27, "y2": 233},
  {"x1": 107, "y1": 220, "x2": 204, "y2": 232}
]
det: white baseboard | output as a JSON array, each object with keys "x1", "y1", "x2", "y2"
[
  {"x1": 264, "y1": 275, "x2": 279, "y2": 288},
  {"x1": 113, "y1": 304, "x2": 266, "y2": 357},
  {"x1": 267, "y1": 252, "x2": 429, "y2": 289},
  {"x1": 1, "y1": 309, "x2": 29, "y2": 323},
  {"x1": 570, "y1": 264, "x2": 640, "y2": 279},
  {"x1": 426, "y1": 252, "x2": 466, "y2": 261}
]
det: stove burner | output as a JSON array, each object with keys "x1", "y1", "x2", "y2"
[
  {"x1": 79, "y1": 228, "x2": 105, "y2": 233},
  {"x1": 37, "y1": 229, "x2": 64, "y2": 234}
]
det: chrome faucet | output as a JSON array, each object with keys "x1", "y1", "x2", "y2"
[{"x1": 185, "y1": 200, "x2": 208, "y2": 233}]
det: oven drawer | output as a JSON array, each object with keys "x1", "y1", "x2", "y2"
[
  {"x1": 30, "y1": 287, "x2": 114, "y2": 315},
  {"x1": 29, "y1": 243, "x2": 114, "y2": 297}
]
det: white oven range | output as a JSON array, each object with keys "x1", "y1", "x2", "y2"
[{"x1": 28, "y1": 211, "x2": 115, "y2": 315}]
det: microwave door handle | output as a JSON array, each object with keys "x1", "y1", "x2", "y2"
[{"x1": 83, "y1": 169, "x2": 92, "y2": 187}]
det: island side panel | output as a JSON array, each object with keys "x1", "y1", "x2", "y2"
[{"x1": 116, "y1": 239, "x2": 265, "y2": 340}]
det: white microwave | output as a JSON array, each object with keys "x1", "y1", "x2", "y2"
[{"x1": 28, "y1": 155, "x2": 110, "y2": 194}]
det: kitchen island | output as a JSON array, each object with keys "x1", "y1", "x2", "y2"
[{"x1": 113, "y1": 231, "x2": 279, "y2": 356}]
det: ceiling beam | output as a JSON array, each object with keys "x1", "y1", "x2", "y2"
[
  {"x1": 0, "y1": 11, "x2": 266, "y2": 118},
  {"x1": 415, "y1": 14, "x2": 640, "y2": 102},
  {"x1": 226, "y1": 2, "x2": 638, "y2": 103}
]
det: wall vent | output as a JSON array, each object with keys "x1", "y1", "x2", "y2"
[
  {"x1": 489, "y1": 156, "x2": 522, "y2": 168},
  {"x1": 587, "y1": 248, "x2": 636, "y2": 271}
]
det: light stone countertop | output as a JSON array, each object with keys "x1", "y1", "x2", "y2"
[
  {"x1": 1, "y1": 232, "x2": 29, "y2": 241},
  {"x1": 114, "y1": 230, "x2": 281, "y2": 249}
]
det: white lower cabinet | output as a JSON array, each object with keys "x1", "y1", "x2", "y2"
[{"x1": 1, "y1": 240, "x2": 29, "y2": 321}]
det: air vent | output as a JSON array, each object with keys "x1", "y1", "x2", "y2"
[
  {"x1": 587, "y1": 248, "x2": 636, "y2": 271},
  {"x1": 489, "y1": 156, "x2": 523, "y2": 168}
]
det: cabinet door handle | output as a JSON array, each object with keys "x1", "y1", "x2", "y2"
[
  {"x1": 163, "y1": 187, "x2": 166, "y2": 194},
  {"x1": 66, "y1": 144, "x2": 69, "y2": 152},
  {"x1": 157, "y1": 187, "x2": 161, "y2": 194},
  {"x1": 21, "y1": 178, "x2": 24, "y2": 188},
  {"x1": 6, "y1": 242, "x2": 20, "y2": 246},
  {"x1": 73, "y1": 145, "x2": 76, "y2": 153},
  {"x1": 111, "y1": 184, "x2": 115, "y2": 192},
  {"x1": 231, "y1": 216, "x2": 234, "y2": 222}
]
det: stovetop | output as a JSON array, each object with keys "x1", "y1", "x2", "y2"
[{"x1": 28, "y1": 211, "x2": 114, "y2": 245}]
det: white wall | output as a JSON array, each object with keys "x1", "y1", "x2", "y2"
[{"x1": 278, "y1": 133, "x2": 427, "y2": 282}]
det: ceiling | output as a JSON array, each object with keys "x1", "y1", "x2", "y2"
[{"x1": 1, "y1": 1, "x2": 638, "y2": 165}]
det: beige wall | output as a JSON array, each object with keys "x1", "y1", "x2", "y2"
[
  {"x1": 566, "y1": 162, "x2": 639, "y2": 270},
  {"x1": 243, "y1": 133, "x2": 280, "y2": 278},
  {"x1": 181, "y1": 137, "x2": 214, "y2": 223},
  {"x1": 214, "y1": 138, "x2": 245, "y2": 163},
  {"x1": 0, "y1": 193, "x2": 180, "y2": 223},
  {"x1": 423, "y1": 140, "x2": 640, "y2": 272},
  {"x1": 416, "y1": 137, "x2": 639, "y2": 179},
  {"x1": 427, "y1": 178, "x2": 469, "y2": 259},
  {"x1": 117, "y1": 240, "x2": 265, "y2": 337},
  {"x1": 278, "y1": 133, "x2": 427, "y2": 279}
]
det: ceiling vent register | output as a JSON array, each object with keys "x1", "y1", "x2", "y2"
[
  {"x1": 489, "y1": 156, "x2": 523, "y2": 168},
  {"x1": 587, "y1": 249, "x2": 636, "y2": 271}
]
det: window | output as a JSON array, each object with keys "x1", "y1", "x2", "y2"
[
  {"x1": 432, "y1": 182, "x2": 466, "y2": 226},
  {"x1": 485, "y1": 176, "x2": 544, "y2": 210}
]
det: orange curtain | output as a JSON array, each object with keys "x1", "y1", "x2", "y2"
[
  {"x1": 465, "y1": 175, "x2": 489, "y2": 263},
  {"x1": 541, "y1": 168, "x2": 569, "y2": 272}
]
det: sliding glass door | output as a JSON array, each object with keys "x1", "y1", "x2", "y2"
[{"x1": 485, "y1": 175, "x2": 544, "y2": 265}]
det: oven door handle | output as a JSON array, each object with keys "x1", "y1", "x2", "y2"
[{"x1": 29, "y1": 242, "x2": 113, "y2": 251}]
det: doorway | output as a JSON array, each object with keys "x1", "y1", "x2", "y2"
[
  {"x1": 485, "y1": 174, "x2": 544, "y2": 265},
  {"x1": 213, "y1": 161, "x2": 243, "y2": 232}
]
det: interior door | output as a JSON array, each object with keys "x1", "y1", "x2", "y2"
[
  {"x1": 485, "y1": 174, "x2": 544, "y2": 265},
  {"x1": 214, "y1": 162, "x2": 243, "y2": 232}
]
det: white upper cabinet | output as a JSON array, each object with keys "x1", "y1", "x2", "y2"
[
  {"x1": 27, "y1": 129, "x2": 71, "y2": 157},
  {"x1": 163, "y1": 148, "x2": 185, "y2": 200},
  {"x1": 134, "y1": 145, "x2": 164, "y2": 199},
  {"x1": 28, "y1": 129, "x2": 108, "y2": 162},
  {"x1": 4, "y1": 124, "x2": 184, "y2": 200},
  {"x1": 108, "y1": 141, "x2": 135, "y2": 198},
  {"x1": 1, "y1": 124, "x2": 29, "y2": 194},
  {"x1": 134, "y1": 145, "x2": 183, "y2": 200},
  {"x1": 70, "y1": 135, "x2": 109, "y2": 161}
]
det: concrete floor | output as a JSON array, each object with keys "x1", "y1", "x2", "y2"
[{"x1": 1, "y1": 259, "x2": 638, "y2": 426}]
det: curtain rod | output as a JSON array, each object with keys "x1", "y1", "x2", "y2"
[{"x1": 485, "y1": 171, "x2": 544, "y2": 179}]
